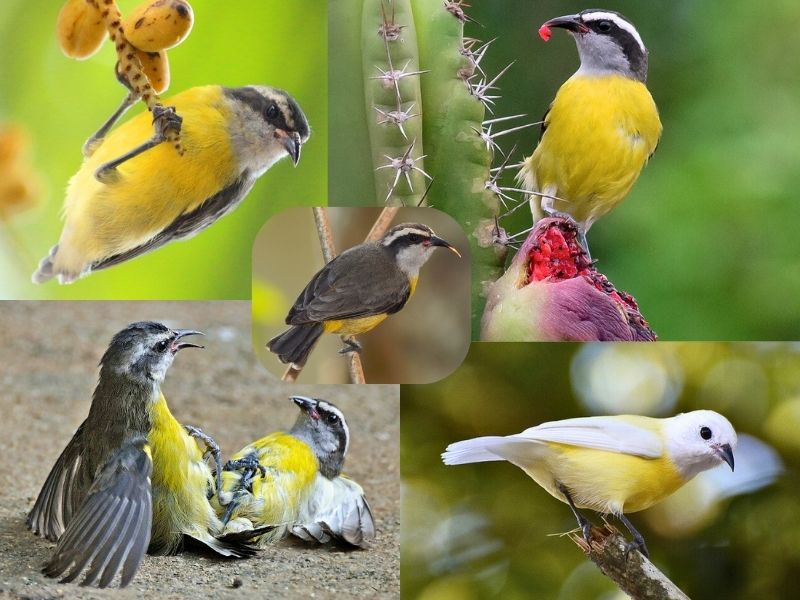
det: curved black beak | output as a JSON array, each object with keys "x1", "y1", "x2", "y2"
[
  {"x1": 543, "y1": 14, "x2": 590, "y2": 35},
  {"x1": 431, "y1": 235, "x2": 462, "y2": 258},
  {"x1": 291, "y1": 396, "x2": 320, "y2": 419},
  {"x1": 717, "y1": 443, "x2": 735, "y2": 471},
  {"x1": 277, "y1": 129, "x2": 302, "y2": 166},
  {"x1": 171, "y1": 329, "x2": 205, "y2": 352}
]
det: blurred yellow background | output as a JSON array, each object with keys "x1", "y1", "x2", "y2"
[
  {"x1": 252, "y1": 207, "x2": 471, "y2": 384},
  {"x1": 402, "y1": 342, "x2": 798, "y2": 599},
  {"x1": 0, "y1": 0, "x2": 327, "y2": 299}
]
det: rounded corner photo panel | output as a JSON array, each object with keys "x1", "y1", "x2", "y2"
[{"x1": 252, "y1": 206, "x2": 471, "y2": 384}]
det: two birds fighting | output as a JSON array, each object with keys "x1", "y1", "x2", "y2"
[{"x1": 27, "y1": 322, "x2": 374, "y2": 588}]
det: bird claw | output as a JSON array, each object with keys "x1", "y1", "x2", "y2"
[
  {"x1": 152, "y1": 105, "x2": 183, "y2": 138},
  {"x1": 338, "y1": 338, "x2": 362, "y2": 355}
]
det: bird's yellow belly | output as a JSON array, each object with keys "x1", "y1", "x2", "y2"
[
  {"x1": 323, "y1": 314, "x2": 389, "y2": 335},
  {"x1": 527, "y1": 75, "x2": 661, "y2": 227},
  {"x1": 220, "y1": 433, "x2": 318, "y2": 542},
  {"x1": 148, "y1": 394, "x2": 216, "y2": 551},
  {"x1": 57, "y1": 86, "x2": 237, "y2": 268},
  {"x1": 524, "y1": 442, "x2": 684, "y2": 515}
]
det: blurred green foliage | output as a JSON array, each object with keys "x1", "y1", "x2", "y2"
[
  {"x1": 331, "y1": 0, "x2": 800, "y2": 339},
  {"x1": 0, "y1": 0, "x2": 327, "y2": 299},
  {"x1": 402, "y1": 342, "x2": 800, "y2": 599}
]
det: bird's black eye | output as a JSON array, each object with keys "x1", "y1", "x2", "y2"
[
  {"x1": 407, "y1": 233, "x2": 423, "y2": 243},
  {"x1": 326, "y1": 412, "x2": 339, "y2": 424},
  {"x1": 154, "y1": 340, "x2": 169, "y2": 353},
  {"x1": 265, "y1": 104, "x2": 279, "y2": 120},
  {"x1": 700, "y1": 426, "x2": 712, "y2": 440},
  {"x1": 596, "y1": 20, "x2": 613, "y2": 33}
]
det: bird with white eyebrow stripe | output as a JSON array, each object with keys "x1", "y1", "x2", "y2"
[
  {"x1": 518, "y1": 9, "x2": 662, "y2": 254},
  {"x1": 213, "y1": 396, "x2": 375, "y2": 548},
  {"x1": 266, "y1": 222, "x2": 461, "y2": 368}
]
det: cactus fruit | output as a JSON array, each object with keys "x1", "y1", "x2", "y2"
[{"x1": 481, "y1": 218, "x2": 656, "y2": 341}]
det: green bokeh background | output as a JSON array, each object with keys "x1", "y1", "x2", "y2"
[
  {"x1": 0, "y1": 0, "x2": 327, "y2": 299},
  {"x1": 402, "y1": 342, "x2": 800, "y2": 599},
  {"x1": 330, "y1": 0, "x2": 800, "y2": 339}
]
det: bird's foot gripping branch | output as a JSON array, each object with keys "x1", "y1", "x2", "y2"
[{"x1": 481, "y1": 218, "x2": 656, "y2": 341}]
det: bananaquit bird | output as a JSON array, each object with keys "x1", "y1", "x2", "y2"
[
  {"x1": 215, "y1": 396, "x2": 375, "y2": 548},
  {"x1": 28, "y1": 322, "x2": 263, "y2": 588},
  {"x1": 518, "y1": 10, "x2": 662, "y2": 247},
  {"x1": 267, "y1": 223, "x2": 461, "y2": 367},
  {"x1": 32, "y1": 85, "x2": 309, "y2": 284}
]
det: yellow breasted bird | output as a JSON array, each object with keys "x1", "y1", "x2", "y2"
[
  {"x1": 33, "y1": 85, "x2": 309, "y2": 284},
  {"x1": 443, "y1": 410, "x2": 736, "y2": 557},
  {"x1": 519, "y1": 10, "x2": 662, "y2": 247},
  {"x1": 267, "y1": 223, "x2": 461, "y2": 367},
  {"x1": 28, "y1": 322, "x2": 263, "y2": 588},
  {"x1": 215, "y1": 396, "x2": 375, "y2": 548}
]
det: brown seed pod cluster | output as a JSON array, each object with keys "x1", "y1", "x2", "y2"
[{"x1": 55, "y1": 0, "x2": 193, "y2": 94}]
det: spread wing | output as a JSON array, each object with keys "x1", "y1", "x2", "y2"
[
  {"x1": 287, "y1": 248, "x2": 410, "y2": 324},
  {"x1": 91, "y1": 172, "x2": 254, "y2": 271},
  {"x1": 42, "y1": 439, "x2": 153, "y2": 588},
  {"x1": 28, "y1": 421, "x2": 88, "y2": 541},
  {"x1": 292, "y1": 474, "x2": 375, "y2": 548}
]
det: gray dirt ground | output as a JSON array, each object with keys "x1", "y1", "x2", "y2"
[{"x1": 0, "y1": 301, "x2": 399, "y2": 599}]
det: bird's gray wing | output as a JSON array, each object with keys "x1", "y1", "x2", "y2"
[
  {"x1": 42, "y1": 438, "x2": 153, "y2": 588},
  {"x1": 91, "y1": 171, "x2": 254, "y2": 271},
  {"x1": 287, "y1": 247, "x2": 411, "y2": 323},
  {"x1": 27, "y1": 421, "x2": 88, "y2": 541}
]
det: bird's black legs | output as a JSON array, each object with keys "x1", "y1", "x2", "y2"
[
  {"x1": 557, "y1": 482, "x2": 592, "y2": 543},
  {"x1": 339, "y1": 337, "x2": 363, "y2": 355},
  {"x1": 83, "y1": 92, "x2": 138, "y2": 158},
  {"x1": 94, "y1": 104, "x2": 183, "y2": 183},
  {"x1": 617, "y1": 512, "x2": 649, "y2": 559}
]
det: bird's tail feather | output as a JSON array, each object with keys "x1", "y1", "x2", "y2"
[
  {"x1": 442, "y1": 436, "x2": 513, "y2": 465},
  {"x1": 31, "y1": 244, "x2": 59, "y2": 284},
  {"x1": 443, "y1": 436, "x2": 544, "y2": 466},
  {"x1": 187, "y1": 525, "x2": 275, "y2": 558},
  {"x1": 266, "y1": 323, "x2": 324, "y2": 366}
]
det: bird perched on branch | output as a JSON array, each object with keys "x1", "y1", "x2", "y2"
[
  {"x1": 33, "y1": 85, "x2": 309, "y2": 284},
  {"x1": 443, "y1": 410, "x2": 737, "y2": 557},
  {"x1": 519, "y1": 10, "x2": 662, "y2": 251},
  {"x1": 267, "y1": 223, "x2": 461, "y2": 368},
  {"x1": 215, "y1": 396, "x2": 375, "y2": 548},
  {"x1": 28, "y1": 322, "x2": 264, "y2": 587}
]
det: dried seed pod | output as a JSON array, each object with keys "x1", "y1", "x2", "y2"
[
  {"x1": 117, "y1": 49, "x2": 170, "y2": 94},
  {"x1": 123, "y1": 0, "x2": 194, "y2": 52},
  {"x1": 56, "y1": 0, "x2": 107, "y2": 60}
]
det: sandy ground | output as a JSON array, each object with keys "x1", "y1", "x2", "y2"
[{"x1": 0, "y1": 302, "x2": 399, "y2": 599}]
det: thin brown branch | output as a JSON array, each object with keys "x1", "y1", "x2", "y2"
[
  {"x1": 364, "y1": 207, "x2": 400, "y2": 242},
  {"x1": 316, "y1": 208, "x2": 365, "y2": 384},
  {"x1": 572, "y1": 523, "x2": 690, "y2": 600}
]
